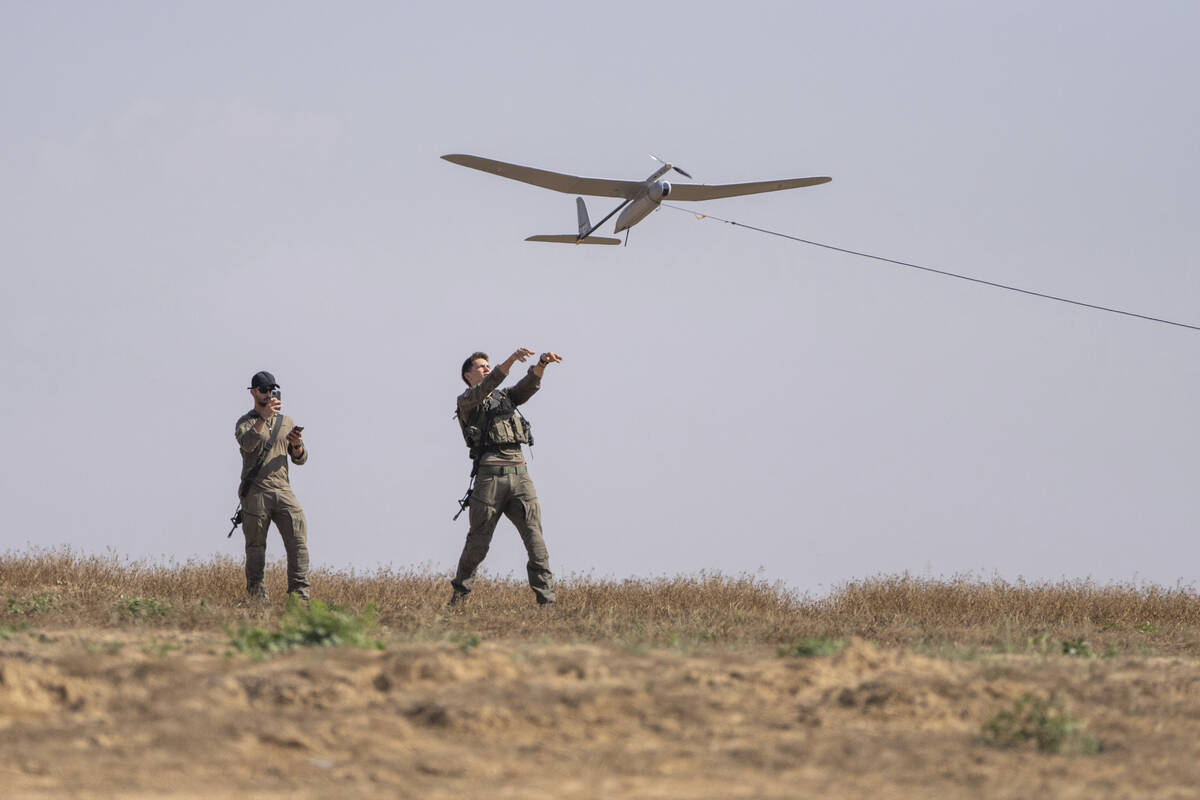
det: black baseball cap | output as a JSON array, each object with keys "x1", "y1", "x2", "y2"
[{"x1": 248, "y1": 371, "x2": 278, "y2": 390}]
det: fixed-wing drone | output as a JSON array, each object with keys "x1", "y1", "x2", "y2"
[{"x1": 441, "y1": 154, "x2": 832, "y2": 245}]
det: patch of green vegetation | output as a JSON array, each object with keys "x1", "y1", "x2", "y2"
[
  {"x1": 979, "y1": 693, "x2": 1100, "y2": 755},
  {"x1": 456, "y1": 633, "x2": 482, "y2": 653},
  {"x1": 142, "y1": 640, "x2": 181, "y2": 657},
  {"x1": 777, "y1": 637, "x2": 845, "y2": 658},
  {"x1": 1136, "y1": 622, "x2": 1157, "y2": 634},
  {"x1": 1061, "y1": 637, "x2": 1094, "y2": 657},
  {"x1": 7, "y1": 593, "x2": 58, "y2": 615},
  {"x1": 228, "y1": 596, "x2": 383, "y2": 659},
  {"x1": 0, "y1": 621, "x2": 32, "y2": 640},
  {"x1": 114, "y1": 596, "x2": 172, "y2": 621}
]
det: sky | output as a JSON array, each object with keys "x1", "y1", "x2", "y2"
[{"x1": 2, "y1": 2, "x2": 1198, "y2": 595}]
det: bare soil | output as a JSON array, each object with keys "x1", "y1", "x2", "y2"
[{"x1": 4, "y1": 628, "x2": 1200, "y2": 799}]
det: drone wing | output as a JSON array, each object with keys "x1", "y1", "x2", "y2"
[
  {"x1": 668, "y1": 176, "x2": 831, "y2": 202},
  {"x1": 442, "y1": 154, "x2": 644, "y2": 199}
]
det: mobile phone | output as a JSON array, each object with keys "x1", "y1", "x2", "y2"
[{"x1": 292, "y1": 426, "x2": 304, "y2": 433}]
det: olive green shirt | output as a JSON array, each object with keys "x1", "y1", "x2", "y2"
[
  {"x1": 457, "y1": 365, "x2": 541, "y2": 463},
  {"x1": 235, "y1": 411, "x2": 308, "y2": 495}
]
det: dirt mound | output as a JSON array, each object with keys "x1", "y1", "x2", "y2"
[
  {"x1": 3, "y1": 633, "x2": 1200, "y2": 799},
  {"x1": 0, "y1": 660, "x2": 105, "y2": 721}
]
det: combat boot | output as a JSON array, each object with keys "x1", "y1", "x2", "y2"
[
  {"x1": 247, "y1": 583, "x2": 269, "y2": 601},
  {"x1": 448, "y1": 590, "x2": 468, "y2": 609}
]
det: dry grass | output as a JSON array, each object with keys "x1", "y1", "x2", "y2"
[{"x1": 3, "y1": 547, "x2": 1198, "y2": 656}]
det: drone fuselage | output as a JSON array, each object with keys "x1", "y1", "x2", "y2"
[{"x1": 614, "y1": 179, "x2": 670, "y2": 233}]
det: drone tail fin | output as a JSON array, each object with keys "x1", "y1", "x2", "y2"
[
  {"x1": 522, "y1": 196, "x2": 621, "y2": 244},
  {"x1": 576, "y1": 197, "x2": 591, "y2": 237}
]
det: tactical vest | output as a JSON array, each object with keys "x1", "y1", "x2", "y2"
[{"x1": 459, "y1": 389, "x2": 533, "y2": 459}]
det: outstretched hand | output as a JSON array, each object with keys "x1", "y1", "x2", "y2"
[
  {"x1": 533, "y1": 352, "x2": 562, "y2": 376},
  {"x1": 502, "y1": 348, "x2": 535, "y2": 371}
]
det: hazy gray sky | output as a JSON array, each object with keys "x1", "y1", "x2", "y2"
[{"x1": 3, "y1": 2, "x2": 1198, "y2": 593}]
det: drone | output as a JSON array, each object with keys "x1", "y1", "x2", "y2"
[{"x1": 441, "y1": 153, "x2": 831, "y2": 246}]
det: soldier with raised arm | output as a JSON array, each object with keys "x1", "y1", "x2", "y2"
[{"x1": 451, "y1": 348, "x2": 562, "y2": 608}]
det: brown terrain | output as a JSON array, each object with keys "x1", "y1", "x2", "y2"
[{"x1": 3, "y1": 549, "x2": 1200, "y2": 799}]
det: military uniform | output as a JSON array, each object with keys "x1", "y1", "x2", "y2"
[
  {"x1": 235, "y1": 410, "x2": 310, "y2": 599},
  {"x1": 453, "y1": 365, "x2": 554, "y2": 604}
]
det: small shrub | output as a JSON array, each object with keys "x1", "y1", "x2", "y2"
[
  {"x1": 980, "y1": 693, "x2": 1100, "y2": 755},
  {"x1": 114, "y1": 597, "x2": 171, "y2": 621},
  {"x1": 777, "y1": 637, "x2": 845, "y2": 658},
  {"x1": 0, "y1": 622, "x2": 32, "y2": 640},
  {"x1": 228, "y1": 624, "x2": 290, "y2": 659},
  {"x1": 228, "y1": 596, "x2": 382, "y2": 659},
  {"x1": 1136, "y1": 622, "x2": 1156, "y2": 634},
  {"x1": 7, "y1": 594, "x2": 57, "y2": 615},
  {"x1": 1061, "y1": 637, "x2": 1094, "y2": 657},
  {"x1": 456, "y1": 633, "x2": 482, "y2": 653}
]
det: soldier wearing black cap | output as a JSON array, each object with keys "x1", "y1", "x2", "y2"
[{"x1": 234, "y1": 371, "x2": 310, "y2": 600}]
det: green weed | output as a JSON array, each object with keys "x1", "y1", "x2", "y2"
[
  {"x1": 114, "y1": 597, "x2": 172, "y2": 621},
  {"x1": 456, "y1": 633, "x2": 482, "y2": 653},
  {"x1": 0, "y1": 621, "x2": 32, "y2": 640},
  {"x1": 228, "y1": 596, "x2": 383, "y2": 659},
  {"x1": 980, "y1": 693, "x2": 1100, "y2": 755},
  {"x1": 1136, "y1": 622, "x2": 1157, "y2": 634},
  {"x1": 142, "y1": 640, "x2": 181, "y2": 657},
  {"x1": 1061, "y1": 637, "x2": 1094, "y2": 657},
  {"x1": 7, "y1": 593, "x2": 57, "y2": 615}
]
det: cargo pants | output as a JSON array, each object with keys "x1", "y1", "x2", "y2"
[
  {"x1": 242, "y1": 487, "x2": 310, "y2": 599},
  {"x1": 452, "y1": 465, "x2": 555, "y2": 604}
]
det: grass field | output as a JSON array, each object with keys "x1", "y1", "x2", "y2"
[{"x1": 3, "y1": 548, "x2": 1200, "y2": 798}]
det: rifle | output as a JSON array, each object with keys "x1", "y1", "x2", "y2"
[
  {"x1": 452, "y1": 394, "x2": 506, "y2": 521},
  {"x1": 453, "y1": 457, "x2": 481, "y2": 521}
]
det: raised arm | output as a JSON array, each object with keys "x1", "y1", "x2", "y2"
[
  {"x1": 508, "y1": 352, "x2": 562, "y2": 406},
  {"x1": 458, "y1": 348, "x2": 535, "y2": 415},
  {"x1": 236, "y1": 416, "x2": 268, "y2": 456}
]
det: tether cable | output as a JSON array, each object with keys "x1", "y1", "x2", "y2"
[{"x1": 663, "y1": 203, "x2": 1200, "y2": 333}]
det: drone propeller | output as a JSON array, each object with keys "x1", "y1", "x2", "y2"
[{"x1": 649, "y1": 154, "x2": 693, "y2": 180}]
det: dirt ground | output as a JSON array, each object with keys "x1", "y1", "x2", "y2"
[{"x1": 3, "y1": 629, "x2": 1200, "y2": 799}]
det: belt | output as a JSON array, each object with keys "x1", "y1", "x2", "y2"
[{"x1": 477, "y1": 464, "x2": 528, "y2": 476}]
